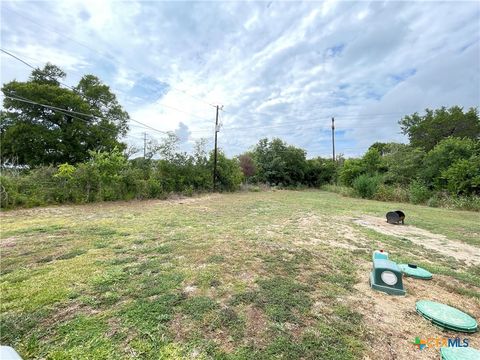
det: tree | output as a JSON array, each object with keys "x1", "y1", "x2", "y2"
[
  {"x1": 442, "y1": 155, "x2": 480, "y2": 195},
  {"x1": 304, "y1": 157, "x2": 336, "y2": 187},
  {"x1": 1, "y1": 63, "x2": 129, "y2": 167},
  {"x1": 252, "y1": 138, "x2": 307, "y2": 186},
  {"x1": 420, "y1": 137, "x2": 477, "y2": 189},
  {"x1": 209, "y1": 150, "x2": 243, "y2": 191},
  {"x1": 382, "y1": 144, "x2": 426, "y2": 185},
  {"x1": 238, "y1": 153, "x2": 256, "y2": 181},
  {"x1": 399, "y1": 106, "x2": 480, "y2": 151},
  {"x1": 338, "y1": 158, "x2": 364, "y2": 186},
  {"x1": 362, "y1": 148, "x2": 383, "y2": 175}
]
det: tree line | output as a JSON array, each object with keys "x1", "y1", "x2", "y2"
[{"x1": 1, "y1": 65, "x2": 479, "y2": 210}]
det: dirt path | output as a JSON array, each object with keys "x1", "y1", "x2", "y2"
[
  {"x1": 352, "y1": 215, "x2": 480, "y2": 266},
  {"x1": 350, "y1": 263, "x2": 480, "y2": 360}
]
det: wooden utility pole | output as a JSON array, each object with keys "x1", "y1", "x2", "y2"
[
  {"x1": 331, "y1": 117, "x2": 335, "y2": 162},
  {"x1": 213, "y1": 105, "x2": 219, "y2": 191},
  {"x1": 143, "y1": 132, "x2": 147, "y2": 158}
]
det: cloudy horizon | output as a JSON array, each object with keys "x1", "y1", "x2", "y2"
[{"x1": 1, "y1": 0, "x2": 479, "y2": 158}]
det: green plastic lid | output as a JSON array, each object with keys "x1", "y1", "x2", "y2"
[
  {"x1": 416, "y1": 300, "x2": 478, "y2": 333},
  {"x1": 398, "y1": 264, "x2": 432, "y2": 279},
  {"x1": 441, "y1": 347, "x2": 480, "y2": 360}
]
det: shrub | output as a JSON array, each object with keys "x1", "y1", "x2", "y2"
[
  {"x1": 374, "y1": 184, "x2": 409, "y2": 203},
  {"x1": 427, "y1": 193, "x2": 480, "y2": 211},
  {"x1": 408, "y1": 181, "x2": 432, "y2": 204},
  {"x1": 420, "y1": 137, "x2": 476, "y2": 189},
  {"x1": 442, "y1": 155, "x2": 480, "y2": 195},
  {"x1": 338, "y1": 159, "x2": 364, "y2": 186},
  {"x1": 352, "y1": 174, "x2": 382, "y2": 199}
]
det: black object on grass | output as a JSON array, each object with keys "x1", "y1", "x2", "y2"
[{"x1": 386, "y1": 210, "x2": 405, "y2": 224}]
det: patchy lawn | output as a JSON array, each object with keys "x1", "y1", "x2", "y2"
[{"x1": 1, "y1": 191, "x2": 479, "y2": 359}]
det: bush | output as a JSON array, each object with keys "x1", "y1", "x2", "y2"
[
  {"x1": 408, "y1": 181, "x2": 432, "y2": 204},
  {"x1": 420, "y1": 137, "x2": 477, "y2": 189},
  {"x1": 442, "y1": 155, "x2": 480, "y2": 196},
  {"x1": 352, "y1": 174, "x2": 382, "y2": 199},
  {"x1": 338, "y1": 159, "x2": 364, "y2": 186},
  {"x1": 427, "y1": 193, "x2": 480, "y2": 211},
  {"x1": 374, "y1": 184, "x2": 409, "y2": 203}
]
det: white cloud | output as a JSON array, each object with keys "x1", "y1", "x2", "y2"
[{"x1": 1, "y1": 0, "x2": 479, "y2": 158}]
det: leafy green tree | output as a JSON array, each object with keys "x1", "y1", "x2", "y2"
[
  {"x1": 352, "y1": 174, "x2": 382, "y2": 199},
  {"x1": 399, "y1": 106, "x2": 479, "y2": 151},
  {"x1": 442, "y1": 155, "x2": 480, "y2": 195},
  {"x1": 252, "y1": 138, "x2": 307, "y2": 186},
  {"x1": 420, "y1": 137, "x2": 477, "y2": 189},
  {"x1": 1, "y1": 63, "x2": 129, "y2": 167},
  {"x1": 210, "y1": 150, "x2": 243, "y2": 191},
  {"x1": 382, "y1": 144, "x2": 426, "y2": 185},
  {"x1": 338, "y1": 158, "x2": 364, "y2": 186},
  {"x1": 304, "y1": 157, "x2": 336, "y2": 187},
  {"x1": 362, "y1": 148, "x2": 384, "y2": 174}
]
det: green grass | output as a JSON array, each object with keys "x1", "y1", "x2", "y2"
[{"x1": 1, "y1": 190, "x2": 479, "y2": 359}]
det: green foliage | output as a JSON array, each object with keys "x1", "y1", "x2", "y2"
[
  {"x1": 362, "y1": 147, "x2": 384, "y2": 174},
  {"x1": 252, "y1": 138, "x2": 307, "y2": 186},
  {"x1": 0, "y1": 144, "x2": 243, "y2": 208},
  {"x1": 408, "y1": 181, "x2": 432, "y2": 204},
  {"x1": 352, "y1": 174, "x2": 382, "y2": 199},
  {"x1": 304, "y1": 157, "x2": 336, "y2": 187},
  {"x1": 54, "y1": 163, "x2": 76, "y2": 179},
  {"x1": 1, "y1": 64, "x2": 129, "y2": 167},
  {"x1": 339, "y1": 159, "x2": 364, "y2": 186},
  {"x1": 373, "y1": 184, "x2": 409, "y2": 203},
  {"x1": 442, "y1": 155, "x2": 480, "y2": 195},
  {"x1": 399, "y1": 106, "x2": 480, "y2": 151},
  {"x1": 420, "y1": 137, "x2": 477, "y2": 189},
  {"x1": 210, "y1": 150, "x2": 243, "y2": 191},
  {"x1": 382, "y1": 145, "x2": 426, "y2": 185}
]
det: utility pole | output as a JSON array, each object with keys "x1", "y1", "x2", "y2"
[
  {"x1": 213, "y1": 105, "x2": 220, "y2": 191},
  {"x1": 331, "y1": 117, "x2": 335, "y2": 162},
  {"x1": 143, "y1": 132, "x2": 147, "y2": 159}
]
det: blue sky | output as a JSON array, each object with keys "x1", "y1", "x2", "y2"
[{"x1": 1, "y1": 0, "x2": 479, "y2": 158}]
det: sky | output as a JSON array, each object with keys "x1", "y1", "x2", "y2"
[{"x1": 1, "y1": 0, "x2": 479, "y2": 158}]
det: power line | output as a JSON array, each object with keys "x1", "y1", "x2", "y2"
[
  {"x1": 2, "y1": 49, "x2": 410, "y2": 137},
  {"x1": 2, "y1": 48, "x2": 215, "y2": 129},
  {"x1": 1, "y1": 48, "x2": 79, "y2": 93},
  {"x1": 3, "y1": 94, "x2": 172, "y2": 137},
  {"x1": 3, "y1": 7, "x2": 217, "y2": 109},
  {"x1": 153, "y1": 101, "x2": 212, "y2": 122},
  {"x1": 2, "y1": 97, "x2": 138, "y2": 143},
  {"x1": 219, "y1": 120, "x2": 402, "y2": 132}
]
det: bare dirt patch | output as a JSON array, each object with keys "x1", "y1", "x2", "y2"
[
  {"x1": 0, "y1": 237, "x2": 17, "y2": 248},
  {"x1": 163, "y1": 193, "x2": 221, "y2": 205},
  {"x1": 349, "y1": 262, "x2": 480, "y2": 360},
  {"x1": 243, "y1": 305, "x2": 269, "y2": 348},
  {"x1": 352, "y1": 215, "x2": 480, "y2": 266},
  {"x1": 295, "y1": 213, "x2": 369, "y2": 251}
]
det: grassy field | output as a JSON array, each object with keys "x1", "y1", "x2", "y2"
[{"x1": 1, "y1": 190, "x2": 479, "y2": 359}]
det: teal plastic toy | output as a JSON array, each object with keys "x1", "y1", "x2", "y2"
[{"x1": 370, "y1": 250, "x2": 406, "y2": 296}]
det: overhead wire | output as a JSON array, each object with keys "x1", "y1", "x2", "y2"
[
  {"x1": 2, "y1": 23, "x2": 412, "y2": 156},
  {"x1": 1, "y1": 48, "x2": 216, "y2": 132},
  {"x1": 3, "y1": 7, "x2": 217, "y2": 109},
  {"x1": 2, "y1": 44, "x2": 410, "y2": 143},
  {"x1": 1, "y1": 48, "x2": 80, "y2": 93},
  {"x1": 2, "y1": 94, "x2": 176, "y2": 144}
]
